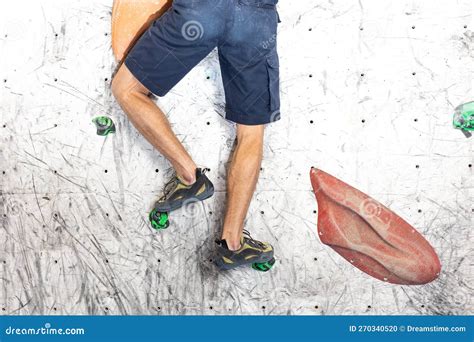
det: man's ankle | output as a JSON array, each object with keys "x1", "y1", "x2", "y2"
[
  {"x1": 177, "y1": 169, "x2": 196, "y2": 185},
  {"x1": 222, "y1": 238, "x2": 241, "y2": 251}
]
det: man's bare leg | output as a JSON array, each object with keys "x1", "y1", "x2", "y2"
[
  {"x1": 111, "y1": 64, "x2": 197, "y2": 184},
  {"x1": 221, "y1": 124, "x2": 264, "y2": 250}
]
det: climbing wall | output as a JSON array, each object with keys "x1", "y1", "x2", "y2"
[{"x1": 1, "y1": 0, "x2": 472, "y2": 315}]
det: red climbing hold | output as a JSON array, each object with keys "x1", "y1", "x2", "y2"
[{"x1": 310, "y1": 167, "x2": 441, "y2": 285}]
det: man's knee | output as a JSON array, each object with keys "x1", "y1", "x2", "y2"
[
  {"x1": 111, "y1": 64, "x2": 149, "y2": 103},
  {"x1": 236, "y1": 124, "x2": 265, "y2": 147}
]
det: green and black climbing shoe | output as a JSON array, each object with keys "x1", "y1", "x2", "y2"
[
  {"x1": 214, "y1": 230, "x2": 275, "y2": 272},
  {"x1": 149, "y1": 168, "x2": 214, "y2": 230}
]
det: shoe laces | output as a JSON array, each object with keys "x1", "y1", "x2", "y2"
[
  {"x1": 242, "y1": 229, "x2": 266, "y2": 249},
  {"x1": 158, "y1": 168, "x2": 207, "y2": 202},
  {"x1": 159, "y1": 174, "x2": 180, "y2": 202}
]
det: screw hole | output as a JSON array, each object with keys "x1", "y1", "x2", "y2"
[
  {"x1": 412, "y1": 72, "x2": 416, "y2": 76},
  {"x1": 105, "y1": 307, "x2": 109, "y2": 310},
  {"x1": 206, "y1": 76, "x2": 210, "y2": 80},
  {"x1": 418, "y1": 209, "x2": 422, "y2": 213},
  {"x1": 360, "y1": 73, "x2": 365, "y2": 77},
  {"x1": 313, "y1": 210, "x2": 317, "y2": 214},
  {"x1": 54, "y1": 260, "x2": 58, "y2": 264},
  {"x1": 361, "y1": 119, "x2": 366, "y2": 123},
  {"x1": 104, "y1": 170, "x2": 108, "y2": 173},
  {"x1": 314, "y1": 305, "x2": 319, "y2": 309},
  {"x1": 260, "y1": 211, "x2": 264, "y2": 214},
  {"x1": 412, "y1": 25, "x2": 416, "y2": 29},
  {"x1": 314, "y1": 257, "x2": 318, "y2": 261},
  {"x1": 468, "y1": 164, "x2": 472, "y2": 168},
  {"x1": 359, "y1": 27, "x2": 363, "y2": 31},
  {"x1": 206, "y1": 122, "x2": 210, "y2": 125},
  {"x1": 104, "y1": 77, "x2": 108, "y2": 82},
  {"x1": 262, "y1": 306, "x2": 266, "y2": 309},
  {"x1": 308, "y1": 28, "x2": 312, "y2": 31},
  {"x1": 155, "y1": 169, "x2": 159, "y2": 173},
  {"x1": 416, "y1": 165, "x2": 420, "y2": 169},
  {"x1": 310, "y1": 120, "x2": 314, "y2": 124},
  {"x1": 414, "y1": 118, "x2": 418, "y2": 122},
  {"x1": 209, "y1": 306, "x2": 213, "y2": 310},
  {"x1": 367, "y1": 305, "x2": 372, "y2": 309}
]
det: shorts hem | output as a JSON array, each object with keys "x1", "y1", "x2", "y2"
[
  {"x1": 124, "y1": 57, "x2": 169, "y2": 97},
  {"x1": 225, "y1": 107, "x2": 281, "y2": 125}
]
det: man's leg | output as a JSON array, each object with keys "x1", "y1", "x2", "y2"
[
  {"x1": 111, "y1": 64, "x2": 197, "y2": 184},
  {"x1": 221, "y1": 124, "x2": 264, "y2": 250}
]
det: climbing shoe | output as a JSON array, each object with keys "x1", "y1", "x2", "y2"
[{"x1": 214, "y1": 230, "x2": 275, "y2": 272}]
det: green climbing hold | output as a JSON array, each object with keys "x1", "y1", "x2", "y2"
[
  {"x1": 149, "y1": 208, "x2": 169, "y2": 230},
  {"x1": 453, "y1": 102, "x2": 474, "y2": 137},
  {"x1": 252, "y1": 257, "x2": 276, "y2": 272},
  {"x1": 92, "y1": 116, "x2": 116, "y2": 136}
]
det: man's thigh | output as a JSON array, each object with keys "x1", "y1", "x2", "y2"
[
  {"x1": 219, "y1": 0, "x2": 281, "y2": 126},
  {"x1": 124, "y1": 0, "x2": 226, "y2": 97}
]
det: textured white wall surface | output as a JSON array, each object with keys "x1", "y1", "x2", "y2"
[{"x1": 0, "y1": 0, "x2": 472, "y2": 315}]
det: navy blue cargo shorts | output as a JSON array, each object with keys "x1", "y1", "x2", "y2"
[{"x1": 125, "y1": 0, "x2": 281, "y2": 125}]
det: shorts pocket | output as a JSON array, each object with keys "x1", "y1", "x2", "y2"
[
  {"x1": 238, "y1": 0, "x2": 277, "y2": 9},
  {"x1": 266, "y1": 52, "x2": 280, "y2": 112}
]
